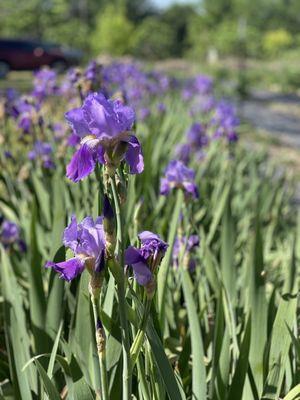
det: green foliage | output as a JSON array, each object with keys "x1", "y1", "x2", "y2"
[
  {"x1": 91, "y1": 6, "x2": 134, "y2": 56},
  {"x1": 262, "y1": 29, "x2": 293, "y2": 57},
  {"x1": 132, "y1": 17, "x2": 174, "y2": 60},
  {"x1": 0, "y1": 65, "x2": 299, "y2": 399},
  {"x1": 161, "y1": 5, "x2": 196, "y2": 57},
  {"x1": 1, "y1": 0, "x2": 300, "y2": 60},
  {"x1": 188, "y1": 18, "x2": 261, "y2": 59},
  {"x1": 0, "y1": 0, "x2": 96, "y2": 51}
]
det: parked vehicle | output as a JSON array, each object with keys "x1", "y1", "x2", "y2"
[{"x1": 0, "y1": 39, "x2": 82, "y2": 77}]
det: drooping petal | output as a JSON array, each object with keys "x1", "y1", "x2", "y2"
[
  {"x1": 182, "y1": 181, "x2": 199, "y2": 199},
  {"x1": 125, "y1": 135, "x2": 144, "y2": 174},
  {"x1": 45, "y1": 257, "x2": 85, "y2": 281},
  {"x1": 66, "y1": 144, "x2": 95, "y2": 182},
  {"x1": 95, "y1": 144, "x2": 105, "y2": 165},
  {"x1": 159, "y1": 178, "x2": 170, "y2": 195},
  {"x1": 131, "y1": 261, "x2": 152, "y2": 286},
  {"x1": 73, "y1": 216, "x2": 106, "y2": 262},
  {"x1": 63, "y1": 215, "x2": 78, "y2": 252},
  {"x1": 65, "y1": 108, "x2": 90, "y2": 137},
  {"x1": 125, "y1": 246, "x2": 144, "y2": 264}
]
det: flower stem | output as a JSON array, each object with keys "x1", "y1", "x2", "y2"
[
  {"x1": 91, "y1": 295, "x2": 109, "y2": 400},
  {"x1": 110, "y1": 175, "x2": 132, "y2": 400},
  {"x1": 130, "y1": 299, "x2": 151, "y2": 367}
]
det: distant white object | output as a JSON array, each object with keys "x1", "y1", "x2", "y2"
[{"x1": 207, "y1": 48, "x2": 219, "y2": 65}]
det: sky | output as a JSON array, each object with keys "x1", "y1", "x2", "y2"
[{"x1": 151, "y1": 0, "x2": 195, "y2": 9}]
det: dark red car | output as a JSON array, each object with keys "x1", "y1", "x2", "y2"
[{"x1": 0, "y1": 39, "x2": 82, "y2": 77}]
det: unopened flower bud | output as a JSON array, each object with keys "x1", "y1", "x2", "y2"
[
  {"x1": 116, "y1": 177, "x2": 127, "y2": 205},
  {"x1": 103, "y1": 195, "x2": 116, "y2": 258},
  {"x1": 96, "y1": 318, "x2": 106, "y2": 358},
  {"x1": 89, "y1": 271, "x2": 104, "y2": 298}
]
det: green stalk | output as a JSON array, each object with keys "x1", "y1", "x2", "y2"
[
  {"x1": 110, "y1": 175, "x2": 132, "y2": 400},
  {"x1": 131, "y1": 283, "x2": 151, "y2": 400},
  {"x1": 157, "y1": 189, "x2": 184, "y2": 330},
  {"x1": 130, "y1": 299, "x2": 151, "y2": 366},
  {"x1": 91, "y1": 295, "x2": 109, "y2": 400}
]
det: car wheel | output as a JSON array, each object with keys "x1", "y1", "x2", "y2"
[
  {"x1": 0, "y1": 61, "x2": 10, "y2": 79},
  {"x1": 51, "y1": 60, "x2": 68, "y2": 73}
]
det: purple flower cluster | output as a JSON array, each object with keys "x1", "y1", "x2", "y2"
[
  {"x1": 28, "y1": 141, "x2": 55, "y2": 169},
  {"x1": 160, "y1": 160, "x2": 199, "y2": 199},
  {"x1": 13, "y1": 96, "x2": 41, "y2": 134},
  {"x1": 176, "y1": 122, "x2": 209, "y2": 164},
  {"x1": 211, "y1": 100, "x2": 239, "y2": 143},
  {"x1": 65, "y1": 92, "x2": 144, "y2": 181},
  {"x1": 84, "y1": 61, "x2": 103, "y2": 87},
  {"x1": 125, "y1": 231, "x2": 168, "y2": 286},
  {"x1": 101, "y1": 62, "x2": 174, "y2": 120},
  {"x1": 59, "y1": 61, "x2": 104, "y2": 99},
  {"x1": 46, "y1": 216, "x2": 106, "y2": 281},
  {"x1": 182, "y1": 74, "x2": 213, "y2": 101},
  {"x1": 32, "y1": 68, "x2": 58, "y2": 101}
]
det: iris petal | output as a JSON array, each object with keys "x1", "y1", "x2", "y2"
[
  {"x1": 45, "y1": 257, "x2": 85, "y2": 281},
  {"x1": 131, "y1": 261, "x2": 152, "y2": 286},
  {"x1": 125, "y1": 135, "x2": 144, "y2": 174},
  {"x1": 66, "y1": 143, "x2": 95, "y2": 182}
]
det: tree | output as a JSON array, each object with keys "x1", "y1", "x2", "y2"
[
  {"x1": 132, "y1": 17, "x2": 174, "y2": 59},
  {"x1": 91, "y1": 5, "x2": 134, "y2": 56},
  {"x1": 161, "y1": 5, "x2": 197, "y2": 57}
]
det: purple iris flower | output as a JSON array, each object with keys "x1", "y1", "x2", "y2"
[
  {"x1": 0, "y1": 220, "x2": 26, "y2": 252},
  {"x1": 32, "y1": 68, "x2": 57, "y2": 100},
  {"x1": 189, "y1": 95, "x2": 216, "y2": 117},
  {"x1": 182, "y1": 87, "x2": 194, "y2": 101},
  {"x1": 125, "y1": 231, "x2": 168, "y2": 286},
  {"x1": 1, "y1": 220, "x2": 20, "y2": 245},
  {"x1": 173, "y1": 235, "x2": 199, "y2": 271},
  {"x1": 227, "y1": 130, "x2": 238, "y2": 143},
  {"x1": 182, "y1": 75, "x2": 213, "y2": 101},
  {"x1": 4, "y1": 88, "x2": 19, "y2": 117},
  {"x1": 51, "y1": 122, "x2": 67, "y2": 141},
  {"x1": 194, "y1": 75, "x2": 213, "y2": 95},
  {"x1": 4, "y1": 151, "x2": 13, "y2": 159},
  {"x1": 175, "y1": 143, "x2": 192, "y2": 165},
  {"x1": 13, "y1": 96, "x2": 40, "y2": 134},
  {"x1": 45, "y1": 215, "x2": 106, "y2": 281},
  {"x1": 28, "y1": 141, "x2": 55, "y2": 169},
  {"x1": 65, "y1": 92, "x2": 144, "y2": 182},
  {"x1": 186, "y1": 122, "x2": 208, "y2": 148},
  {"x1": 59, "y1": 68, "x2": 81, "y2": 97},
  {"x1": 210, "y1": 100, "x2": 239, "y2": 142},
  {"x1": 67, "y1": 132, "x2": 81, "y2": 147},
  {"x1": 160, "y1": 160, "x2": 199, "y2": 198},
  {"x1": 85, "y1": 61, "x2": 102, "y2": 84},
  {"x1": 157, "y1": 102, "x2": 166, "y2": 114}
]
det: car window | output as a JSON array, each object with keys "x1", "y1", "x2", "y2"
[{"x1": 0, "y1": 41, "x2": 35, "y2": 51}]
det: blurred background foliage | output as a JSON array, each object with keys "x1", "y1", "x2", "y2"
[
  {"x1": 0, "y1": 0, "x2": 300, "y2": 61},
  {"x1": 1, "y1": 0, "x2": 300, "y2": 93}
]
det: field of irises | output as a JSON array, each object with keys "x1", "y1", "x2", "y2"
[{"x1": 0, "y1": 61, "x2": 299, "y2": 400}]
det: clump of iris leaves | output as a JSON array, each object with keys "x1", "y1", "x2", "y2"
[{"x1": 0, "y1": 63, "x2": 299, "y2": 400}]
